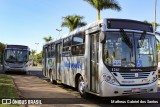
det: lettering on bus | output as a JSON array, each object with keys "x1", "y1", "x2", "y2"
[{"x1": 64, "y1": 62, "x2": 82, "y2": 70}]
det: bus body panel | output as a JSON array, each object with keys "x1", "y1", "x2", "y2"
[
  {"x1": 60, "y1": 56, "x2": 85, "y2": 87},
  {"x1": 42, "y1": 18, "x2": 158, "y2": 97}
]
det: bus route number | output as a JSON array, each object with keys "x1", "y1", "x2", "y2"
[{"x1": 112, "y1": 68, "x2": 119, "y2": 71}]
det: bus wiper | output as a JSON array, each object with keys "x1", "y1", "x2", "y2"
[
  {"x1": 137, "y1": 31, "x2": 146, "y2": 48},
  {"x1": 120, "y1": 29, "x2": 133, "y2": 48}
]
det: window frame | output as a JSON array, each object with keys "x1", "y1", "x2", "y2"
[
  {"x1": 71, "y1": 33, "x2": 85, "y2": 56},
  {"x1": 62, "y1": 36, "x2": 72, "y2": 57}
]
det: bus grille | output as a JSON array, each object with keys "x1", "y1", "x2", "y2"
[
  {"x1": 11, "y1": 66, "x2": 22, "y2": 68},
  {"x1": 119, "y1": 72, "x2": 150, "y2": 79}
]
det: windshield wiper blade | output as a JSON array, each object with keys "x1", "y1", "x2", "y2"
[
  {"x1": 120, "y1": 29, "x2": 133, "y2": 48},
  {"x1": 137, "y1": 31, "x2": 146, "y2": 48}
]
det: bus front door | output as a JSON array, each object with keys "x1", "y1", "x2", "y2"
[
  {"x1": 90, "y1": 33, "x2": 99, "y2": 93},
  {"x1": 44, "y1": 47, "x2": 48, "y2": 76},
  {"x1": 56, "y1": 43, "x2": 62, "y2": 81}
]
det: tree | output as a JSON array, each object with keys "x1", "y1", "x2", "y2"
[
  {"x1": 30, "y1": 49, "x2": 37, "y2": 66},
  {"x1": 83, "y1": 0, "x2": 121, "y2": 20},
  {"x1": 43, "y1": 36, "x2": 52, "y2": 42},
  {"x1": 36, "y1": 51, "x2": 42, "y2": 64},
  {"x1": 0, "y1": 42, "x2": 5, "y2": 56},
  {"x1": 30, "y1": 49, "x2": 36, "y2": 59},
  {"x1": 0, "y1": 42, "x2": 5, "y2": 64},
  {"x1": 61, "y1": 15, "x2": 87, "y2": 31}
]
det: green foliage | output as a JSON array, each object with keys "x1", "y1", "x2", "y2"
[
  {"x1": 83, "y1": 0, "x2": 121, "y2": 20},
  {"x1": 144, "y1": 20, "x2": 160, "y2": 30},
  {"x1": 157, "y1": 43, "x2": 160, "y2": 51},
  {"x1": 0, "y1": 74, "x2": 19, "y2": 98},
  {"x1": 0, "y1": 74, "x2": 21, "y2": 107},
  {"x1": 0, "y1": 42, "x2": 5, "y2": 64},
  {"x1": 0, "y1": 42, "x2": 5, "y2": 56},
  {"x1": 43, "y1": 36, "x2": 52, "y2": 42},
  {"x1": 30, "y1": 49, "x2": 36, "y2": 60},
  {"x1": 29, "y1": 50, "x2": 42, "y2": 66},
  {"x1": 61, "y1": 15, "x2": 87, "y2": 31},
  {"x1": 36, "y1": 51, "x2": 42, "y2": 64}
]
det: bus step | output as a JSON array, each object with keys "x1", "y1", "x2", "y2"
[{"x1": 87, "y1": 91, "x2": 100, "y2": 97}]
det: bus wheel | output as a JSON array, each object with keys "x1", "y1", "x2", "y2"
[
  {"x1": 78, "y1": 76, "x2": 86, "y2": 98},
  {"x1": 49, "y1": 71, "x2": 53, "y2": 84}
]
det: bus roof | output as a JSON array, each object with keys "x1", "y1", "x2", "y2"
[
  {"x1": 44, "y1": 18, "x2": 153, "y2": 46},
  {"x1": 44, "y1": 19, "x2": 102, "y2": 46},
  {"x1": 5, "y1": 45, "x2": 29, "y2": 50}
]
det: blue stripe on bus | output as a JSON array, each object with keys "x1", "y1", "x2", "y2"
[{"x1": 64, "y1": 62, "x2": 82, "y2": 70}]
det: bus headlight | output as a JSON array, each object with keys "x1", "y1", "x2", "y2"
[
  {"x1": 152, "y1": 76, "x2": 157, "y2": 82},
  {"x1": 4, "y1": 62, "x2": 8, "y2": 66},
  {"x1": 4, "y1": 62, "x2": 10, "y2": 68},
  {"x1": 151, "y1": 71, "x2": 158, "y2": 83},
  {"x1": 25, "y1": 64, "x2": 28, "y2": 67},
  {"x1": 103, "y1": 75, "x2": 111, "y2": 81},
  {"x1": 102, "y1": 74, "x2": 119, "y2": 85},
  {"x1": 111, "y1": 78, "x2": 116, "y2": 83}
]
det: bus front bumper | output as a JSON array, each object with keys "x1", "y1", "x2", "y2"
[
  {"x1": 4, "y1": 66, "x2": 28, "y2": 72},
  {"x1": 101, "y1": 80, "x2": 158, "y2": 97}
]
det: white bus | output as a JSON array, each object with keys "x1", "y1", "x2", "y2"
[
  {"x1": 3, "y1": 45, "x2": 30, "y2": 73},
  {"x1": 42, "y1": 18, "x2": 158, "y2": 97}
]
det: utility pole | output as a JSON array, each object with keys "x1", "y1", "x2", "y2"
[
  {"x1": 35, "y1": 43, "x2": 39, "y2": 66},
  {"x1": 154, "y1": 0, "x2": 157, "y2": 34},
  {"x1": 56, "y1": 29, "x2": 62, "y2": 37}
]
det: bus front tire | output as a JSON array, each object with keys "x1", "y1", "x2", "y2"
[{"x1": 78, "y1": 76, "x2": 87, "y2": 98}]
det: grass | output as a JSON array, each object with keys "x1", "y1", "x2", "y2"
[{"x1": 0, "y1": 74, "x2": 21, "y2": 107}]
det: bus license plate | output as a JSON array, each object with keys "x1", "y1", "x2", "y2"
[{"x1": 132, "y1": 88, "x2": 141, "y2": 93}]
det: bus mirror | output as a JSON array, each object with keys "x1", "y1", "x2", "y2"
[
  {"x1": 29, "y1": 51, "x2": 31, "y2": 55},
  {"x1": 100, "y1": 32, "x2": 106, "y2": 43}
]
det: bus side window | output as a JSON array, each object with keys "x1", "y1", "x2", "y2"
[
  {"x1": 51, "y1": 43, "x2": 55, "y2": 58},
  {"x1": 71, "y1": 33, "x2": 85, "y2": 56},
  {"x1": 48, "y1": 45, "x2": 51, "y2": 58},
  {"x1": 62, "y1": 37, "x2": 71, "y2": 57},
  {"x1": 46, "y1": 47, "x2": 48, "y2": 58}
]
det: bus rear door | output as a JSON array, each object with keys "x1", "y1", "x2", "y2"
[{"x1": 56, "y1": 43, "x2": 62, "y2": 81}]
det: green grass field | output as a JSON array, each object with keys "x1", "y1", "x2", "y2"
[{"x1": 0, "y1": 74, "x2": 21, "y2": 107}]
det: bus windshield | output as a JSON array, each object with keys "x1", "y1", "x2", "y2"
[
  {"x1": 5, "y1": 49, "x2": 29, "y2": 62},
  {"x1": 103, "y1": 32, "x2": 157, "y2": 68}
]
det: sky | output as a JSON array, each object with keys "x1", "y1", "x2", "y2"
[{"x1": 0, "y1": 0, "x2": 160, "y2": 53}]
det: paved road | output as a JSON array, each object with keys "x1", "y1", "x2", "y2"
[
  {"x1": 11, "y1": 71, "x2": 98, "y2": 107},
  {"x1": 1, "y1": 67, "x2": 160, "y2": 107}
]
